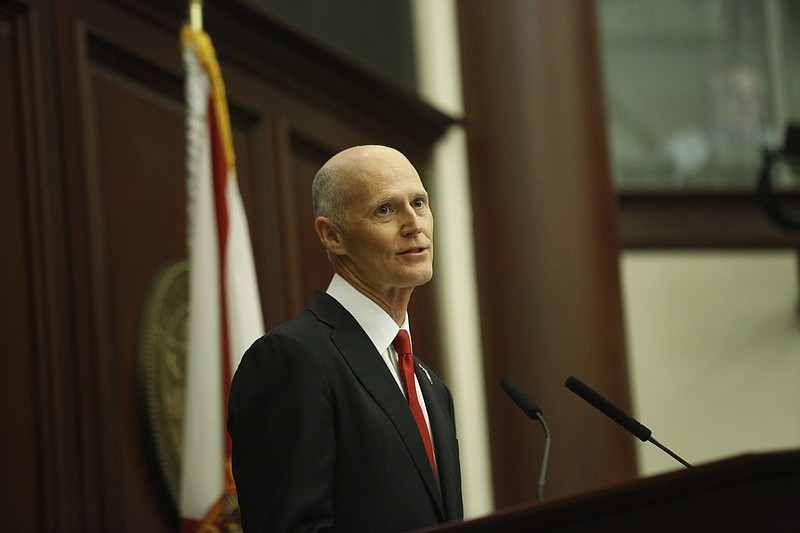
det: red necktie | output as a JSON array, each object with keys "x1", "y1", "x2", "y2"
[{"x1": 393, "y1": 330, "x2": 436, "y2": 477}]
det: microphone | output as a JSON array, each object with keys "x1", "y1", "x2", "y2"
[
  {"x1": 500, "y1": 376, "x2": 551, "y2": 502},
  {"x1": 564, "y1": 375, "x2": 692, "y2": 468}
]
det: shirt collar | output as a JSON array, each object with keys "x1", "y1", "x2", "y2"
[{"x1": 326, "y1": 273, "x2": 409, "y2": 354}]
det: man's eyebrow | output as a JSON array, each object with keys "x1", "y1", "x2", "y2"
[
  {"x1": 373, "y1": 195, "x2": 394, "y2": 206},
  {"x1": 369, "y1": 190, "x2": 428, "y2": 207},
  {"x1": 410, "y1": 190, "x2": 430, "y2": 201}
]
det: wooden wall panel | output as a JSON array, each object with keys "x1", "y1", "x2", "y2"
[
  {"x1": 2, "y1": 0, "x2": 93, "y2": 529},
  {"x1": 89, "y1": 63, "x2": 187, "y2": 530},
  {"x1": 2, "y1": 0, "x2": 77, "y2": 529},
  {"x1": 1, "y1": 8, "x2": 42, "y2": 531}
]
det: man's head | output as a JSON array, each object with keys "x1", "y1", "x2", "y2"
[{"x1": 313, "y1": 145, "x2": 434, "y2": 309}]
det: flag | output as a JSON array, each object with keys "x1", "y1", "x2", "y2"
[{"x1": 180, "y1": 25, "x2": 264, "y2": 532}]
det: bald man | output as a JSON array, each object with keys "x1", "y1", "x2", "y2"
[{"x1": 228, "y1": 146, "x2": 463, "y2": 532}]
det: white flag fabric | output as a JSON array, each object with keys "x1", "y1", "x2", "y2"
[{"x1": 180, "y1": 25, "x2": 264, "y2": 532}]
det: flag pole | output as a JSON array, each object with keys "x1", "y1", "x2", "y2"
[{"x1": 189, "y1": 0, "x2": 203, "y2": 31}]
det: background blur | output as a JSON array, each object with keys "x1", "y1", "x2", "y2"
[{"x1": 3, "y1": 0, "x2": 799, "y2": 530}]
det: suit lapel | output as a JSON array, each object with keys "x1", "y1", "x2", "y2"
[{"x1": 308, "y1": 293, "x2": 445, "y2": 518}]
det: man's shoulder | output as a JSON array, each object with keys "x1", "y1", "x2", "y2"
[{"x1": 239, "y1": 309, "x2": 330, "y2": 374}]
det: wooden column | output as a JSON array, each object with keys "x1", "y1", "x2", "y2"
[{"x1": 457, "y1": 0, "x2": 637, "y2": 507}]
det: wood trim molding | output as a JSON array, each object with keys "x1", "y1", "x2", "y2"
[
  {"x1": 94, "y1": 0, "x2": 457, "y2": 144},
  {"x1": 619, "y1": 192, "x2": 800, "y2": 249}
]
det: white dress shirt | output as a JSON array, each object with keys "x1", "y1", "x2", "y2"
[{"x1": 326, "y1": 274, "x2": 437, "y2": 466}]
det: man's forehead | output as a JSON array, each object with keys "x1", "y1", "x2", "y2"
[{"x1": 350, "y1": 171, "x2": 426, "y2": 204}]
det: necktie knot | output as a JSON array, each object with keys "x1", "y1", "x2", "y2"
[{"x1": 393, "y1": 329, "x2": 412, "y2": 358}]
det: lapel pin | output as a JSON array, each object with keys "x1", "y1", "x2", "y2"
[{"x1": 418, "y1": 363, "x2": 433, "y2": 385}]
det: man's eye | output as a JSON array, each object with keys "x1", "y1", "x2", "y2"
[
  {"x1": 412, "y1": 199, "x2": 424, "y2": 208},
  {"x1": 376, "y1": 205, "x2": 390, "y2": 215}
]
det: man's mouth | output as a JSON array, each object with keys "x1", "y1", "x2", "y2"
[{"x1": 400, "y1": 247, "x2": 426, "y2": 254}]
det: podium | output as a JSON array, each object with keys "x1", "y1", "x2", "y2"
[{"x1": 425, "y1": 450, "x2": 800, "y2": 532}]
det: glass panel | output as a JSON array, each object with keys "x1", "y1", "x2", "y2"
[
  {"x1": 241, "y1": 0, "x2": 417, "y2": 92},
  {"x1": 598, "y1": 0, "x2": 800, "y2": 192}
]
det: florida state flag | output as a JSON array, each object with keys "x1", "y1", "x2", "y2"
[{"x1": 180, "y1": 24, "x2": 264, "y2": 532}]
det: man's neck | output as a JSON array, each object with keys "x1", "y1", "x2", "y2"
[{"x1": 332, "y1": 270, "x2": 412, "y2": 326}]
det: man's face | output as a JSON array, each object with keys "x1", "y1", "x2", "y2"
[{"x1": 336, "y1": 151, "x2": 434, "y2": 296}]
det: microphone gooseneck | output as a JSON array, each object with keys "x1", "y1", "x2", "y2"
[
  {"x1": 564, "y1": 375, "x2": 692, "y2": 468},
  {"x1": 500, "y1": 376, "x2": 551, "y2": 502}
]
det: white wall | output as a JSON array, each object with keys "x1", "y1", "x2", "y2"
[
  {"x1": 412, "y1": 0, "x2": 494, "y2": 518},
  {"x1": 621, "y1": 250, "x2": 800, "y2": 476}
]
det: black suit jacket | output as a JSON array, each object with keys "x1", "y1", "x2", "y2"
[{"x1": 228, "y1": 292, "x2": 463, "y2": 532}]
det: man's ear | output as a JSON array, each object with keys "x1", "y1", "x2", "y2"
[{"x1": 315, "y1": 216, "x2": 346, "y2": 256}]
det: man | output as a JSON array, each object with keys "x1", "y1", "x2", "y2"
[{"x1": 228, "y1": 145, "x2": 463, "y2": 532}]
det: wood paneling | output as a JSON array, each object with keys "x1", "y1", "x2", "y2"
[
  {"x1": 1, "y1": 7, "x2": 42, "y2": 531},
  {"x1": 89, "y1": 62, "x2": 187, "y2": 530},
  {"x1": 2, "y1": 0, "x2": 90, "y2": 529},
  {"x1": 3, "y1": 0, "x2": 453, "y2": 529}
]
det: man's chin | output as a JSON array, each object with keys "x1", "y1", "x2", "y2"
[{"x1": 408, "y1": 269, "x2": 434, "y2": 288}]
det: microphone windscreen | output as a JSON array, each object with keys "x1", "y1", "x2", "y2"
[
  {"x1": 501, "y1": 376, "x2": 542, "y2": 421},
  {"x1": 565, "y1": 375, "x2": 652, "y2": 442}
]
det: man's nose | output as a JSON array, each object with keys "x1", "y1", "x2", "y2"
[{"x1": 400, "y1": 206, "x2": 423, "y2": 235}]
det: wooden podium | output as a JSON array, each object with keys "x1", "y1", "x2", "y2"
[{"x1": 424, "y1": 450, "x2": 800, "y2": 532}]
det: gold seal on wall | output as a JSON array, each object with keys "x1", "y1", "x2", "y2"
[{"x1": 136, "y1": 261, "x2": 188, "y2": 516}]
